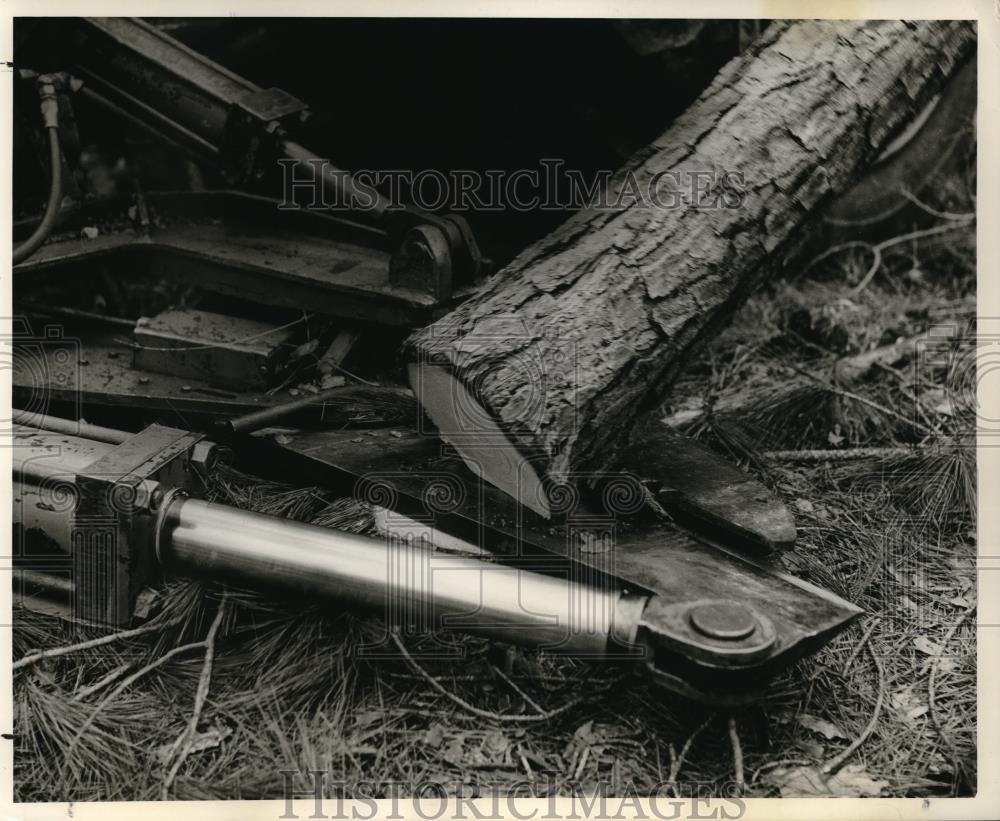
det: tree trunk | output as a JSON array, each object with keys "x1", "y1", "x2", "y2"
[{"x1": 407, "y1": 20, "x2": 976, "y2": 517}]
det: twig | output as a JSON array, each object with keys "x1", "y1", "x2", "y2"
[
  {"x1": 13, "y1": 618, "x2": 178, "y2": 671},
  {"x1": 67, "y1": 640, "x2": 209, "y2": 755},
  {"x1": 667, "y1": 712, "x2": 715, "y2": 797},
  {"x1": 824, "y1": 384, "x2": 934, "y2": 434},
  {"x1": 841, "y1": 617, "x2": 881, "y2": 676},
  {"x1": 492, "y1": 664, "x2": 546, "y2": 715},
  {"x1": 804, "y1": 240, "x2": 875, "y2": 275},
  {"x1": 120, "y1": 315, "x2": 306, "y2": 352},
  {"x1": 848, "y1": 244, "x2": 884, "y2": 295},
  {"x1": 390, "y1": 631, "x2": 580, "y2": 723},
  {"x1": 850, "y1": 222, "x2": 970, "y2": 296},
  {"x1": 928, "y1": 607, "x2": 975, "y2": 767},
  {"x1": 821, "y1": 629, "x2": 885, "y2": 774},
  {"x1": 750, "y1": 757, "x2": 813, "y2": 784},
  {"x1": 764, "y1": 447, "x2": 914, "y2": 463},
  {"x1": 72, "y1": 661, "x2": 135, "y2": 701},
  {"x1": 728, "y1": 715, "x2": 745, "y2": 794},
  {"x1": 786, "y1": 361, "x2": 935, "y2": 435},
  {"x1": 325, "y1": 362, "x2": 378, "y2": 388},
  {"x1": 161, "y1": 597, "x2": 229, "y2": 799},
  {"x1": 805, "y1": 221, "x2": 970, "y2": 294},
  {"x1": 900, "y1": 189, "x2": 975, "y2": 222}
]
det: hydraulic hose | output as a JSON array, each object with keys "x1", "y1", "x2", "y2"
[{"x1": 13, "y1": 79, "x2": 64, "y2": 266}]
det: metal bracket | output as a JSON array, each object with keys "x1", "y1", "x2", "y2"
[
  {"x1": 223, "y1": 88, "x2": 310, "y2": 183},
  {"x1": 71, "y1": 425, "x2": 210, "y2": 624}
]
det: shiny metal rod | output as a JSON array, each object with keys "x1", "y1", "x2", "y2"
[{"x1": 160, "y1": 496, "x2": 646, "y2": 656}]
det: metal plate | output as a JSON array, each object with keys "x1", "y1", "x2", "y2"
[
  {"x1": 132, "y1": 308, "x2": 293, "y2": 391},
  {"x1": 624, "y1": 418, "x2": 797, "y2": 552}
]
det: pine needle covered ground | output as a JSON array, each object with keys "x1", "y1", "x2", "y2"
[{"x1": 12, "y1": 194, "x2": 977, "y2": 801}]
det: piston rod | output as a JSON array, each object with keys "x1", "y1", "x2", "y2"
[
  {"x1": 11, "y1": 424, "x2": 647, "y2": 656},
  {"x1": 158, "y1": 494, "x2": 647, "y2": 656}
]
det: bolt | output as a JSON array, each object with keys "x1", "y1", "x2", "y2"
[
  {"x1": 190, "y1": 440, "x2": 218, "y2": 475},
  {"x1": 132, "y1": 479, "x2": 162, "y2": 513},
  {"x1": 688, "y1": 601, "x2": 757, "y2": 641},
  {"x1": 149, "y1": 484, "x2": 164, "y2": 512}
]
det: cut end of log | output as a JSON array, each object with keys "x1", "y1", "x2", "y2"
[{"x1": 407, "y1": 362, "x2": 551, "y2": 518}]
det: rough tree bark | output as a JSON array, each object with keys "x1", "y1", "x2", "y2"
[{"x1": 407, "y1": 20, "x2": 976, "y2": 517}]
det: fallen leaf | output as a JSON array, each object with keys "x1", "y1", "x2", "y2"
[
  {"x1": 891, "y1": 686, "x2": 922, "y2": 716},
  {"x1": 352, "y1": 710, "x2": 384, "y2": 728},
  {"x1": 423, "y1": 724, "x2": 445, "y2": 748},
  {"x1": 443, "y1": 736, "x2": 465, "y2": 765},
  {"x1": 913, "y1": 636, "x2": 943, "y2": 655},
  {"x1": 133, "y1": 587, "x2": 159, "y2": 619},
  {"x1": 793, "y1": 738, "x2": 826, "y2": 759},
  {"x1": 933, "y1": 398, "x2": 955, "y2": 417},
  {"x1": 930, "y1": 655, "x2": 957, "y2": 674},
  {"x1": 572, "y1": 720, "x2": 598, "y2": 744},
  {"x1": 155, "y1": 727, "x2": 229, "y2": 765},
  {"x1": 886, "y1": 564, "x2": 906, "y2": 584},
  {"x1": 913, "y1": 635, "x2": 959, "y2": 673},
  {"x1": 797, "y1": 713, "x2": 849, "y2": 740},
  {"x1": 765, "y1": 763, "x2": 889, "y2": 797},
  {"x1": 907, "y1": 704, "x2": 929, "y2": 720},
  {"x1": 292, "y1": 340, "x2": 319, "y2": 360},
  {"x1": 483, "y1": 729, "x2": 510, "y2": 757}
]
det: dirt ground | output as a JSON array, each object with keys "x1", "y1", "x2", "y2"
[{"x1": 12, "y1": 184, "x2": 977, "y2": 801}]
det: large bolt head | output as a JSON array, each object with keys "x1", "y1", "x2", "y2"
[
  {"x1": 688, "y1": 600, "x2": 757, "y2": 641},
  {"x1": 190, "y1": 441, "x2": 218, "y2": 473},
  {"x1": 130, "y1": 478, "x2": 162, "y2": 513}
]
